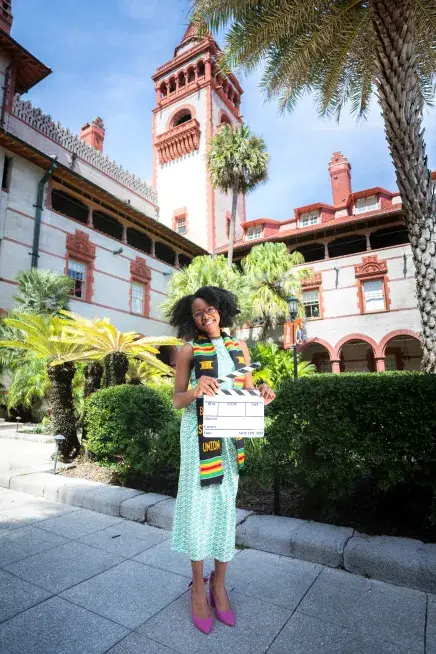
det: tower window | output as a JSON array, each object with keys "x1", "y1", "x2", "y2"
[
  {"x1": 176, "y1": 216, "x2": 187, "y2": 235},
  {"x1": 172, "y1": 109, "x2": 192, "y2": 127},
  {"x1": 187, "y1": 67, "x2": 195, "y2": 83},
  {"x1": 169, "y1": 78, "x2": 176, "y2": 94},
  {"x1": 1, "y1": 155, "x2": 12, "y2": 191},
  {"x1": 197, "y1": 61, "x2": 205, "y2": 78}
]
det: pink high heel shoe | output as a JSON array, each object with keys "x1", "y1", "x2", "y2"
[
  {"x1": 189, "y1": 577, "x2": 213, "y2": 634},
  {"x1": 209, "y1": 571, "x2": 235, "y2": 627}
]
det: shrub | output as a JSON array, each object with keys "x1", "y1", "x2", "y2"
[
  {"x1": 85, "y1": 384, "x2": 180, "y2": 476},
  {"x1": 268, "y1": 372, "x2": 436, "y2": 527}
]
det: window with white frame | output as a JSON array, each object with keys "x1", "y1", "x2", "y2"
[
  {"x1": 362, "y1": 279, "x2": 385, "y2": 312},
  {"x1": 67, "y1": 259, "x2": 86, "y2": 299},
  {"x1": 176, "y1": 216, "x2": 187, "y2": 235},
  {"x1": 355, "y1": 194, "x2": 379, "y2": 214},
  {"x1": 131, "y1": 282, "x2": 144, "y2": 315},
  {"x1": 302, "y1": 288, "x2": 320, "y2": 319},
  {"x1": 300, "y1": 211, "x2": 320, "y2": 227},
  {"x1": 246, "y1": 225, "x2": 263, "y2": 240}
]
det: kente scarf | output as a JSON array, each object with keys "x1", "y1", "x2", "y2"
[{"x1": 193, "y1": 331, "x2": 246, "y2": 487}]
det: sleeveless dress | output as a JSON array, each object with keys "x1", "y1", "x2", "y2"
[{"x1": 171, "y1": 336, "x2": 239, "y2": 562}]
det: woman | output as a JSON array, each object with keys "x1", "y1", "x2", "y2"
[{"x1": 169, "y1": 286, "x2": 275, "y2": 634}]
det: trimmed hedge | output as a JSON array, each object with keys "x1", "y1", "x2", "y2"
[
  {"x1": 268, "y1": 372, "x2": 436, "y2": 527},
  {"x1": 85, "y1": 384, "x2": 180, "y2": 476}
]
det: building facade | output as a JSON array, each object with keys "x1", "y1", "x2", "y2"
[
  {"x1": 0, "y1": 6, "x2": 426, "y2": 373},
  {"x1": 0, "y1": 5, "x2": 205, "y2": 358},
  {"x1": 225, "y1": 153, "x2": 425, "y2": 372}
]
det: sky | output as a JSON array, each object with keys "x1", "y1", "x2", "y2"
[{"x1": 12, "y1": 0, "x2": 436, "y2": 222}]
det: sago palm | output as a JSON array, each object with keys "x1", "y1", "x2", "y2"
[
  {"x1": 13, "y1": 269, "x2": 73, "y2": 315},
  {"x1": 160, "y1": 254, "x2": 251, "y2": 326},
  {"x1": 127, "y1": 358, "x2": 174, "y2": 385},
  {"x1": 58, "y1": 312, "x2": 181, "y2": 386},
  {"x1": 0, "y1": 313, "x2": 85, "y2": 459},
  {"x1": 194, "y1": 0, "x2": 436, "y2": 370},
  {"x1": 207, "y1": 124, "x2": 268, "y2": 265},
  {"x1": 242, "y1": 242, "x2": 310, "y2": 340}
]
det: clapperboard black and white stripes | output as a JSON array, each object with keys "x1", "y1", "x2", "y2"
[{"x1": 215, "y1": 362, "x2": 262, "y2": 396}]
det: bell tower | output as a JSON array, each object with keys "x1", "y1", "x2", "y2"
[{"x1": 152, "y1": 22, "x2": 245, "y2": 253}]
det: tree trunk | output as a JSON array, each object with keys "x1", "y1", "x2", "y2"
[
  {"x1": 103, "y1": 352, "x2": 129, "y2": 387},
  {"x1": 371, "y1": 0, "x2": 436, "y2": 371},
  {"x1": 47, "y1": 362, "x2": 80, "y2": 461},
  {"x1": 82, "y1": 361, "x2": 103, "y2": 440},
  {"x1": 260, "y1": 317, "x2": 271, "y2": 342},
  {"x1": 227, "y1": 184, "x2": 239, "y2": 267},
  {"x1": 84, "y1": 361, "x2": 103, "y2": 397}
]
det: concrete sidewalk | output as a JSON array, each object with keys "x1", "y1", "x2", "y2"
[{"x1": 0, "y1": 488, "x2": 434, "y2": 653}]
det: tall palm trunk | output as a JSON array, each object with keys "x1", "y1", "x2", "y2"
[
  {"x1": 227, "y1": 183, "x2": 239, "y2": 267},
  {"x1": 47, "y1": 362, "x2": 80, "y2": 461},
  {"x1": 103, "y1": 352, "x2": 129, "y2": 387},
  {"x1": 371, "y1": 0, "x2": 436, "y2": 371}
]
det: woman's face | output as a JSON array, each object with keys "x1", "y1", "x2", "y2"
[{"x1": 191, "y1": 297, "x2": 220, "y2": 336}]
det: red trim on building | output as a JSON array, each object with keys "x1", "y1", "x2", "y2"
[{"x1": 65, "y1": 230, "x2": 96, "y2": 303}]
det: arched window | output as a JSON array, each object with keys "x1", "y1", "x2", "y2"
[
  {"x1": 171, "y1": 108, "x2": 192, "y2": 128},
  {"x1": 187, "y1": 67, "x2": 195, "y2": 83},
  {"x1": 197, "y1": 60, "x2": 205, "y2": 79},
  {"x1": 227, "y1": 86, "x2": 233, "y2": 99},
  {"x1": 169, "y1": 77, "x2": 176, "y2": 94},
  {"x1": 222, "y1": 80, "x2": 228, "y2": 93},
  {"x1": 159, "y1": 83, "x2": 167, "y2": 99},
  {"x1": 178, "y1": 71, "x2": 186, "y2": 89},
  {"x1": 220, "y1": 112, "x2": 231, "y2": 126}
]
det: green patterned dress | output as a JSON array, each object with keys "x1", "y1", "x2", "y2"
[{"x1": 171, "y1": 336, "x2": 239, "y2": 562}]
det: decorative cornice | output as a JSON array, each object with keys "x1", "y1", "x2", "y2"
[
  {"x1": 153, "y1": 39, "x2": 217, "y2": 80},
  {"x1": 12, "y1": 96, "x2": 158, "y2": 205},
  {"x1": 66, "y1": 230, "x2": 96, "y2": 261},
  {"x1": 302, "y1": 272, "x2": 322, "y2": 287},
  {"x1": 130, "y1": 256, "x2": 152, "y2": 282},
  {"x1": 355, "y1": 255, "x2": 387, "y2": 277},
  {"x1": 155, "y1": 118, "x2": 200, "y2": 164}
]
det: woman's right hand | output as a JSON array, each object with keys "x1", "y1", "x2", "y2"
[{"x1": 193, "y1": 375, "x2": 219, "y2": 398}]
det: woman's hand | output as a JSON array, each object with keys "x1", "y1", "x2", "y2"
[
  {"x1": 257, "y1": 383, "x2": 276, "y2": 405},
  {"x1": 193, "y1": 375, "x2": 219, "y2": 398}
]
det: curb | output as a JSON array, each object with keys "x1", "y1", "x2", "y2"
[{"x1": 1, "y1": 469, "x2": 435, "y2": 594}]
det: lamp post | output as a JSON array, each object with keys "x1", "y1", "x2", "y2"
[{"x1": 286, "y1": 295, "x2": 299, "y2": 381}]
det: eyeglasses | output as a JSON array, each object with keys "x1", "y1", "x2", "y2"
[{"x1": 192, "y1": 306, "x2": 217, "y2": 321}]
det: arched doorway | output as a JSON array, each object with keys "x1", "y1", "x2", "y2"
[
  {"x1": 380, "y1": 332, "x2": 422, "y2": 371},
  {"x1": 337, "y1": 338, "x2": 377, "y2": 372},
  {"x1": 300, "y1": 340, "x2": 333, "y2": 373}
]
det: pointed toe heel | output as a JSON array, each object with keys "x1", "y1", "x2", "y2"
[
  {"x1": 209, "y1": 571, "x2": 235, "y2": 627},
  {"x1": 189, "y1": 578, "x2": 214, "y2": 635}
]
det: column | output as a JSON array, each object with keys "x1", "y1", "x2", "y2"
[
  {"x1": 366, "y1": 233, "x2": 371, "y2": 251},
  {"x1": 331, "y1": 360, "x2": 341, "y2": 374},
  {"x1": 205, "y1": 58, "x2": 212, "y2": 82},
  {"x1": 87, "y1": 207, "x2": 93, "y2": 228},
  {"x1": 150, "y1": 240, "x2": 156, "y2": 257},
  {"x1": 375, "y1": 357, "x2": 386, "y2": 372},
  {"x1": 174, "y1": 251, "x2": 180, "y2": 268},
  {"x1": 122, "y1": 224, "x2": 127, "y2": 245},
  {"x1": 324, "y1": 242, "x2": 329, "y2": 259}
]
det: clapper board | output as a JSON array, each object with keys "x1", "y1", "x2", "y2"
[{"x1": 203, "y1": 363, "x2": 265, "y2": 439}]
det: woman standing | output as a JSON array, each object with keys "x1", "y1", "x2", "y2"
[{"x1": 169, "y1": 286, "x2": 275, "y2": 634}]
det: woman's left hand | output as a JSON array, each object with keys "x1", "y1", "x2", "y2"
[{"x1": 257, "y1": 383, "x2": 276, "y2": 405}]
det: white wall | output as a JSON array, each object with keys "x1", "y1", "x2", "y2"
[{"x1": 0, "y1": 147, "x2": 175, "y2": 337}]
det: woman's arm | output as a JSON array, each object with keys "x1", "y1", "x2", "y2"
[
  {"x1": 239, "y1": 340, "x2": 276, "y2": 406},
  {"x1": 173, "y1": 343, "x2": 220, "y2": 410}
]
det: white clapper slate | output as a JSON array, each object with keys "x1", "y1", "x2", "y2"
[{"x1": 202, "y1": 363, "x2": 265, "y2": 439}]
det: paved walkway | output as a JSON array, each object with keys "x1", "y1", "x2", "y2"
[
  {"x1": 0, "y1": 488, "x2": 434, "y2": 653},
  {"x1": 0, "y1": 435, "x2": 55, "y2": 473}
]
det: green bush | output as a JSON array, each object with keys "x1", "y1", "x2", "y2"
[
  {"x1": 268, "y1": 372, "x2": 436, "y2": 526},
  {"x1": 85, "y1": 384, "x2": 180, "y2": 476}
]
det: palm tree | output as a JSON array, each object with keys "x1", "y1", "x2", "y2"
[
  {"x1": 58, "y1": 312, "x2": 181, "y2": 386},
  {"x1": 14, "y1": 269, "x2": 73, "y2": 315},
  {"x1": 250, "y1": 342, "x2": 316, "y2": 387},
  {"x1": 207, "y1": 124, "x2": 268, "y2": 265},
  {"x1": 194, "y1": 0, "x2": 436, "y2": 370},
  {"x1": 242, "y1": 242, "x2": 310, "y2": 340},
  {"x1": 160, "y1": 254, "x2": 251, "y2": 325},
  {"x1": 0, "y1": 313, "x2": 85, "y2": 460}
]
